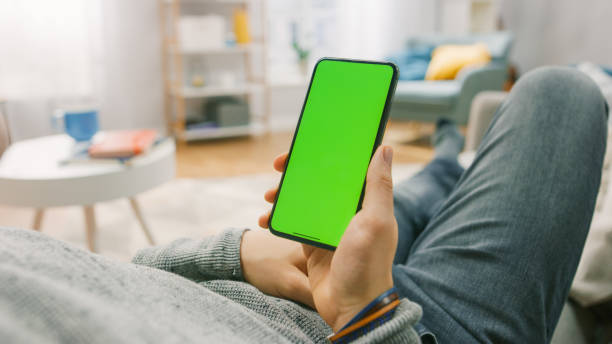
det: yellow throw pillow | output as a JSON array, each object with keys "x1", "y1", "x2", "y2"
[{"x1": 425, "y1": 43, "x2": 491, "y2": 80}]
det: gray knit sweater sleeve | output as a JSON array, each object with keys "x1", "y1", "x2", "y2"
[
  {"x1": 0, "y1": 227, "x2": 423, "y2": 343},
  {"x1": 131, "y1": 228, "x2": 424, "y2": 343},
  {"x1": 132, "y1": 228, "x2": 246, "y2": 282}
]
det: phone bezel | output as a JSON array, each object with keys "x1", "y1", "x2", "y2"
[{"x1": 268, "y1": 57, "x2": 399, "y2": 250}]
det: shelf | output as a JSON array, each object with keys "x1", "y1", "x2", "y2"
[
  {"x1": 268, "y1": 78, "x2": 309, "y2": 88},
  {"x1": 178, "y1": 84, "x2": 253, "y2": 98},
  {"x1": 180, "y1": 44, "x2": 250, "y2": 55},
  {"x1": 267, "y1": 73, "x2": 309, "y2": 88},
  {"x1": 165, "y1": 0, "x2": 249, "y2": 4},
  {"x1": 183, "y1": 123, "x2": 258, "y2": 141},
  {"x1": 160, "y1": 0, "x2": 265, "y2": 141}
]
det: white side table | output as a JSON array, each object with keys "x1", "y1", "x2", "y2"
[{"x1": 0, "y1": 134, "x2": 175, "y2": 252}]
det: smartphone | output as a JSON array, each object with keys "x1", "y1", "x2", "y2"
[{"x1": 268, "y1": 58, "x2": 398, "y2": 250}]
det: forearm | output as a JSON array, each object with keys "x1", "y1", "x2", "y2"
[{"x1": 132, "y1": 228, "x2": 247, "y2": 282}]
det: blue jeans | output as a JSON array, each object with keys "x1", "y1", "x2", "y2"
[{"x1": 391, "y1": 67, "x2": 609, "y2": 343}]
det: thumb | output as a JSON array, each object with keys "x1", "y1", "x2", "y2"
[{"x1": 361, "y1": 145, "x2": 394, "y2": 216}]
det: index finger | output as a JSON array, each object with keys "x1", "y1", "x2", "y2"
[{"x1": 273, "y1": 152, "x2": 288, "y2": 172}]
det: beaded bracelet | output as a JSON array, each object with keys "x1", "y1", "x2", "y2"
[{"x1": 327, "y1": 287, "x2": 400, "y2": 343}]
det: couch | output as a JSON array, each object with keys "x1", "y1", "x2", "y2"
[{"x1": 388, "y1": 32, "x2": 513, "y2": 125}]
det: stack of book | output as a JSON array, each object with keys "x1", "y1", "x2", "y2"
[
  {"x1": 60, "y1": 130, "x2": 160, "y2": 165},
  {"x1": 88, "y1": 130, "x2": 158, "y2": 159}
]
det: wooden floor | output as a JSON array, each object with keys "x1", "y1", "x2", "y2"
[{"x1": 175, "y1": 121, "x2": 435, "y2": 178}]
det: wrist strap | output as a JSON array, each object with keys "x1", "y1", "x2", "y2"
[
  {"x1": 339, "y1": 287, "x2": 398, "y2": 331},
  {"x1": 327, "y1": 287, "x2": 400, "y2": 343},
  {"x1": 327, "y1": 299, "x2": 400, "y2": 343}
]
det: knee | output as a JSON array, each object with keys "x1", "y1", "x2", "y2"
[
  {"x1": 515, "y1": 66, "x2": 607, "y2": 121},
  {"x1": 507, "y1": 66, "x2": 608, "y2": 137}
]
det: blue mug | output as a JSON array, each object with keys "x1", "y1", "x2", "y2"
[{"x1": 53, "y1": 109, "x2": 99, "y2": 141}]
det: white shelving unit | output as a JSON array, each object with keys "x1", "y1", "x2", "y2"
[
  {"x1": 182, "y1": 122, "x2": 264, "y2": 140},
  {"x1": 159, "y1": 0, "x2": 268, "y2": 141},
  {"x1": 178, "y1": 84, "x2": 254, "y2": 98},
  {"x1": 179, "y1": 44, "x2": 251, "y2": 55}
]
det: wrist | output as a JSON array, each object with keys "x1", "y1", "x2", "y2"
[
  {"x1": 328, "y1": 287, "x2": 400, "y2": 343},
  {"x1": 333, "y1": 306, "x2": 368, "y2": 333},
  {"x1": 238, "y1": 230, "x2": 252, "y2": 280},
  {"x1": 331, "y1": 281, "x2": 394, "y2": 332}
]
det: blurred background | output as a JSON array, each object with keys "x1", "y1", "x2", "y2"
[
  {"x1": 1, "y1": 0, "x2": 612, "y2": 259},
  {"x1": 1, "y1": 0, "x2": 611, "y2": 341},
  {"x1": 1, "y1": 0, "x2": 612, "y2": 254},
  {"x1": 1, "y1": 0, "x2": 611, "y2": 142}
]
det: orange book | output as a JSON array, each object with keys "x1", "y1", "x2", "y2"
[{"x1": 88, "y1": 130, "x2": 157, "y2": 159}]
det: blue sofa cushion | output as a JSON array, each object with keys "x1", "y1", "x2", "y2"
[
  {"x1": 393, "y1": 81, "x2": 460, "y2": 107},
  {"x1": 387, "y1": 44, "x2": 435, "y2": 81},
  {"x1": 391, "y1": 59, "x2": 430, "y2": 81}
]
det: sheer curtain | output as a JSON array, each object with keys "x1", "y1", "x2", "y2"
[
  {"x1": 265, "y1": 0, "x2": 391, "y2": 82},
  {"x1": 265, "y1": 0, "x2": 435, "y2": 74},
  {"x1": 500, "y1": 0, "x2": 612, "y2": 72},
  {"x1": 0, "y1": 0, "x2": 102, "y2": 140}
]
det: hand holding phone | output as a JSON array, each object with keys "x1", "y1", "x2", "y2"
[
  {"x1": 258, "y1": 145, "x2": 398, "y2": 331},
  {"x1": 255, "y1": 58, "x2": 399, "y2": 330}
]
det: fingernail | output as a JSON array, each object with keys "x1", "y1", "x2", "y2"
[{"x1": 383, "y1": 146, "x2": 393, "y2": 166}]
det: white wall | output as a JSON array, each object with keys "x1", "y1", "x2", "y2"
[
  {"x1": 97, "y1": 0, "x2": 165, "y2": 132},
  {"x1": 3, "y1": 0, "x2": 165, "y2": 141},
  {"x1": 0, "y1": 0, "x2": 103, "y2": 140},
  {"x1": 500, "y1": 0, "x2": 612, "y2": 73}
]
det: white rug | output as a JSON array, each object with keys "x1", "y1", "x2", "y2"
[{"x1": 0, "y1": 164, "x2": 421, "y2": 261}]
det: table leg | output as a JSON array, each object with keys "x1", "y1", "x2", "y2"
[
  {"x1": 32, "y1": 208, "x2": 44, "y2": 231},
  {"x1": 129, "y1": 197, "x2": 156, "y2": 245},
  {"x1": 83, "y1": 205, "x2": 97, "y2": 252}
]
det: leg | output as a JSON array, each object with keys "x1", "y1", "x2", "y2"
[
  {"x1": 129, "y1": 197, "x2": 156, "y2": 245},
  {"x1": 392, "y1": 67, "x2": 609, "y2": 343},
  {"x1": 393, "y1": 158, "x2": 463, "y2": 263},
  {"x1": 32, "y1": 208, "x2": 44, "y2": 231},
  {"x1": 393, "y1": 121, "x2": 465, "y2": 263},
  {"x1": 83, "y1": 205, "x2": 97, "y2": 252}
]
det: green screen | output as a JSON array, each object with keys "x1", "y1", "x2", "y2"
[{"x1": 270, "y1": 59, "x2": 395, "y2": 248}]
